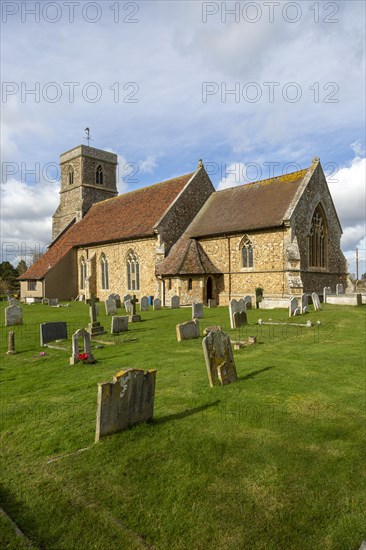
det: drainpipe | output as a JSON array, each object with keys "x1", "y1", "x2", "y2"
[{"x1": 227, "y1": 235, "x2": 231, "y2": 300}]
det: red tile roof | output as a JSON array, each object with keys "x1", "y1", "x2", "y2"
[
  {"x1": 19, "y1": 173, "x2": 194, "y2": 280},
  {"x1": 187, "y1": 168, "x2": 309, "y2": 238},
  {"x1": 156, "y1": 237, "x2": 221, "y2": 276}
]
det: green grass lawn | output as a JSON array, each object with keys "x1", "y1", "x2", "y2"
[{"x1": 0, "y1": 300, "x2": 365, "y2": 549}]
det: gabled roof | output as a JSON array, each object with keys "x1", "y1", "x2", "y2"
[
  {"x1": 156, "y1": 237, "x2": 221, "y2": 276},
  {"x1": 19, "y1": 172, "x2": 195, "y2": 280},
  {"x1": 187, "y1": 168, "x2": 309, "y2": 238}
]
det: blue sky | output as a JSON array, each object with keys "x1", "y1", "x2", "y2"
[{"x1": 1, "y1": 0, "x2": 365, "y2": 274}]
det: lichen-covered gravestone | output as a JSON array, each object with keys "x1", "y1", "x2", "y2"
[
  {"x1": 9, "y1": 298, "x2": 20, "y2": 307},
  {"x1": 70, "y1": 328, "x2": 95, "y2": 365},
  {"x1": 153, "y1": 298, "x2": 161, "y2": 310},
  {"x1": 111, "y1": 316, "x2": 129, "y2": 334},
  {"x1": 95, "y1": 368, "x2": 157, "y2": 442},
  {"x1": 192, "y1": 303, "x2": 204, "y2": 319},
  {"x1": 312, "y1": 292, "x2": 321, "y2": 311},
  {"x1": 5, "y1": 305, "x2": 23, "y2": 327},
  {"x1": 233, "y1": 310, "x2": 247, "y2": 328},
  {"x1": 202, "y1": 329, "x2": 237, "y2": 387},
  {"x1": 176, "y1": 319, "x2": 200, "y2": 341},
  {"x1": 105, "y1": 298, "x2": 117, "y2": 316},
  {"x1": 171, "y1": 295, "x2": 180, "y2": 309},
  {"x1": 140, "y1": 296, "x2": 149, "y2": 311}
]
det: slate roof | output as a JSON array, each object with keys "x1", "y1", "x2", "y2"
[
  {"x1": 19, "y1": 173, "x2": 195, "y2": 280},
  {"x1": 156, "y1": 238, "x2": 221, "y2": 276},
  {"x1": 187, "y1": 168, "x2": 309, "y2": 238}
]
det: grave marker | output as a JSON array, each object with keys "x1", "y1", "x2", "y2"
[
  {"x1": 192, "y1": 303, "x2": 204, "y2": 319},
  {"x1": 202, "y1": 329, "x2": 237, "y2": 387},
  {"x1": 312, "y1": 292, "x2": 321, "y2": 311},
  {"x1": 70, "y1": 328, "x2": 95, "y2": 365},
  {"x1": 233, "y1": 310, "x2": 247, "y2": 328},
  {"x1": 153, "y1": 298, "x2": 161, "y2": 310},
  {"x1": 40, "y1": 322, "x2": 68, "y2": 346},
  {"x1": 105, "y1": 298, "x2": 117, "y2": 316},
  {"x1": 111, "y1": 316, "x2": 129, "y2": 334},
  {"x1": 289, "y1": 297, "x2": 298, "y2": 317},
  {"x1": 176, "y1": 320, "x2": 200, "y2": 341},
  {"x1": 140, "y1": 296, "x2": 149, "y2": 311},
  {"x1": 7, "y1": 331, "x2": 16, "y2": 355},
  {"x1": 171, "y1": 295, "x2": 180, "y2": 309},
  {"x1": 87, "y1": 295, "x2": 106, "y2": 337},
  {"x1": 5, "y1": 305, "x2": 23, "y2": 327}
]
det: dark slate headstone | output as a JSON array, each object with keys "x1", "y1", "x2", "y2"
[{"x1": 40, "y1": 322, "x2": 68, "y2": 346}]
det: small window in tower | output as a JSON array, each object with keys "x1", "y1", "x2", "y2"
[
  {"x1": 96, "y1": 165, "x2": 104, "y2": 185},
  {"x1": 188, "y1": 278, "x2": 193, "y2": 291},
  {"x1": 68, "y1": 166, "x2": 74, "y2": 185}
]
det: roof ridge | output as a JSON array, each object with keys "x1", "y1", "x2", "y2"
[
  {"x1": 215, "y1": 166, "x2": 309, "y2": 193},
  {"x1": 176, "y1": 238, "x2": 193, "y2": 274},
  {"x1": 90, "y1": 171, "x2": 196, "y2": 208}
]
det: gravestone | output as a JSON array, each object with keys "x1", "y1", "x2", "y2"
[
  {"x1": 233, "y1": 310, "x2": 247, "y2": 328},
  {"x1": 79, "y1": 295, "x2": 84, "y2": 301},
  {"x1": 289, "y1": 297, "x2": 298, "y2": 317},
  {"x1": 312, "y1": 292, "x2": 321, "y2": 311},
  {"x1": 48, "y1": 298, "x2": 58, "y2": 307},
  {"x1": 301, "y1": 293, "x2": 308, "y2": 313},
  {"x1": 7, "y1": 331, "x2": 16, "y2": 355},
  {"x1": 40, "y1": 322, "x2": 68, "y2": 346},
  {"x1": 171, "y1": 295, "x2": 180, "y2": 309},
  {"x1": 243, "y1": 295, "x2": 252, "y2": 309},
  {"x1": 208, "y1": 299, "x2": 217, "y2": 308},
  {"x1": 70, "y1": 328, "x2": 95, "y2": 365},
  {"x1": 176, "y1": 319, "x2": 200, "y2": 341},
  {"x1": 192, "y1": 303, "x2": 204, "y2": 319},
  {"x1": 111, "y1": 316, "x2": 129, "y2": 334},
  {"x1": 140, "y1": 296, "x2": 149, "y2": 311},
  {"x1": 203, "y1": 325, "x2": 221, "y2": 336},
  {"x1": 9, "y1": 298, "x2": 20, "y2": 307},
  {"x1": 303, "y1": 306, "x2": 309, "y2": 314},
  {"x1": 87, "y1": 295, "x2": 106, "y2": 337},
  {"x1": 42, "y1": 298, "x2": 48, "y2": 305},
  {"x1": 108, "y1": 293, "x2": 121, "y2": 308},
  {"x1": 5, "y1": 305, "x2": 23, "y2": 327},
  {"x1": 124, "y1": 300, "x2": 132, "y2": 313},
  {"x1": 129, "y1": 295, "x2": 141, "y2": 322},
  {"x1": 336, "y1": 283, "x2": 344, "y2": 295},
  {"x1": 293, "y1": 307, "x2": 301, "y2": 316},
  {"x1": 95, "y1": 368, "x2": 157, "y2": 442},
  {"x1": 229, "y1": 299, "x2": 246, "y2": 329},
  {"x1": 202, "y1": 329, "x2": 237, "y2": 387},
  {"x1": 153, "y1": 298, "x2": 161, "y2": 310},
  {"x1": 123, "y1": 294, "x2": 132, "y2": 303},
  {"x1": 105, "y1": 298, "x2": 117, "y2": 316},
  {"x1": 323, "y1": 286, "x2": 331, "y2": 303}
]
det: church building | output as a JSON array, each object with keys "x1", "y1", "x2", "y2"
[{"x1": 19, "y1": 144, "x2": 348, "y2": 305}]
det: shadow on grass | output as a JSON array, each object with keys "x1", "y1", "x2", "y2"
[
  {"x1": 154, "y1": 400, "x2": 221, "y2": 425},
  {"x1": 238, "y1": 366, "x2": 275, "y2": 381}
]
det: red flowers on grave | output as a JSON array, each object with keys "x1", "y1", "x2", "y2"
[{"x1": 78, "y1": 353, "x2": 89, "y2": 361}]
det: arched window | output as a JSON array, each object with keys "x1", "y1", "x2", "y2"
[
  {"x1": 188, "y1": 278, "x2": 193, "y2": 291},
  {"x1": 68, "y1": 165, "x2": 74, "y2": 185},
  {"x1": 80, "y1": 257, "x2": 87, "y2": 290},
  {"x1": 309, "y1": 204, "x2": 327, "y2": 268},
  {"x1": 95, "y1": 164, "x2": 103, "y2": 185},
  {"x1": 100, "y1": 254, "x2": 109, "y2": 290},
  {"x1": 127, "y1": 251, "x2": 140, "y2": 291},
  {"x1": 240, "y1": 237, "x2": 254, "y2": 268}
]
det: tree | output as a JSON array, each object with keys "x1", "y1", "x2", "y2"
[
  {"x1": 16, "y1": 260, "x2": 28, "y2": 275},
  {"x1": 0, "y1": 262, "x2": 18, "y2": 283}
]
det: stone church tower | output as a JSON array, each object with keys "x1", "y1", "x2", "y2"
[{"x1": 52, "y1": 145, "x2": 118, "y2": 241}]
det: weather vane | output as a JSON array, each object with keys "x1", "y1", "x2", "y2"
[{"x1": 84, "y1": 127, "x2": 93, "y2": 146}]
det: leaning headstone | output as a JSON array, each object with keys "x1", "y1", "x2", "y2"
[
  {"x1": 293, "y1": 307, "x2": 301, "y2": 316},
  {"x1": 48, "y1": 298, "x2": 58, "y2": 307},
  {"x1": 111, "y1": 316, "x2": 129, "y2": 334},
  {"x1": 229, "y1": 299, "x2": 246, "y2": 329},
  {"x1": 95, "y1": 368, "x2": 157, "y2": 442},
  {"x1": 40, "y1": 322, "x2": 68, "y2": 346},
  {"x1": 5, "y1": 305, "x2": 23, "y2": 327},
  {"x1": 208, "y1": 299, "x2": 217, "y2": 308},
  {"x1": 203, "y1": 325, "x2": 221, "y2": 336},
  {"x1": 289, "y1": 297, "x2": 298, "y2": 317},
  {"x1": 323, "y1": 286, "x2": 331, "y2": 303},
  {"x1": 171, "y1": 295, "x2": 180, "y2": 309},
  {"x1": 7, "y1": 331, "x2": 16, "y2": 355},
  {"x1": 153, "y1": 298, "x2": 161, "y2": 310},
  {"x1": 202, "y1": 329, "x2": 237, "y2": 387},
  {"x1": 233, "y1": 310, "x2": 247, "y2": 328},
  {"x1": 336, "y1": 283, "x2": 344, "y2": 295},
  {"x1": 87, "y1": 295, "x2": 106, "y2": 337},
  {"x1": 140, "y1": 296, "x2": 149, "y2": 311},
  {"x1": 303, "y1": 306, "x2": 309, "y2": 314},
  {"x1": 124, "y1": 300, "x2": 133, "y2": 314},
  {"x1": 192, "y1": 303, "x2": 204, "y2": 319},
  {"x1": 176, "y1": 319, "x2": 200, "y2": 341},
  {"x1": 312, "y1": 292, "x2": 321, "y2": 311},
  {"x1": 105, "y1": 298, "x2": 117, "y2": 316},
  {"x1": 123, "y1": 294, "x2": 132, "y2": 303}
]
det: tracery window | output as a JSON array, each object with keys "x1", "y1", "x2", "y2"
[
  {"x1": 127, "y1": 251, "x2": 140, "y2": 291},
  {"x1": 309, "y1": 205, "x2": 327, "y2": 268},
  {"x1": 68, "y1": 165, "x2": 74, "y2": 185},
  {"x1": 95, "y1": 164, "x2": 103, "y2": 185},
  {"x1": 100, "y1": 254, "x2": 109, "y2": 290},
  {"x1": 240, "y1": 237, "x2": 254, "y2": 268}
]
